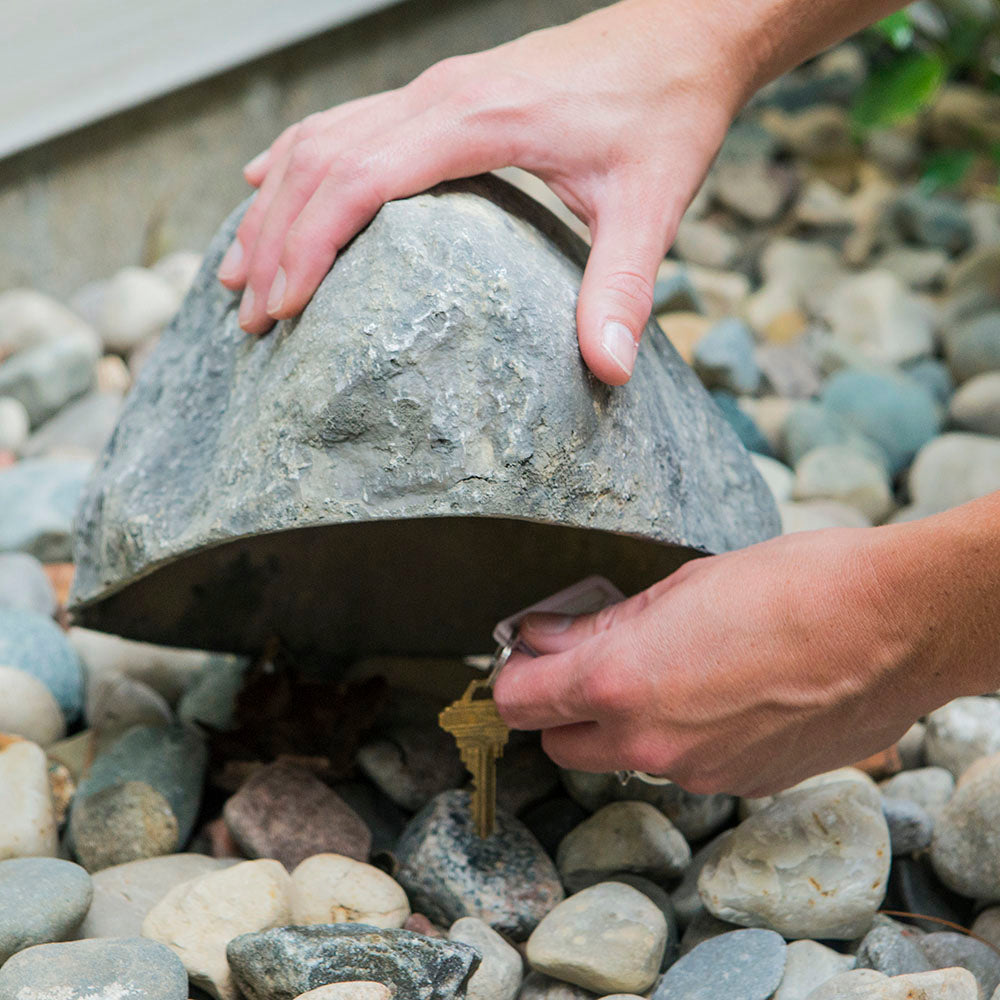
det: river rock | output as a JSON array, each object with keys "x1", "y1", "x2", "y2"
[
  {"x1": 176, "y1": 653, "x2": 248, "y2": 731},
  {"x1": 919, "y1": 931, "x2": 1000, "y2": 995},
  {"x1": 526, "y1": 882, "x2": 666, "y2": 994},
  {"x1": 882, "y1": 797, "x2": 933, "y2": 855},
  {"x1": 804, "y1": 967, "x2": 978, "y2": 999},
  {"x1": 673, "y1": 219, "x2": 741, "y2": 270},
  {"x1": 291, "y1": 853, "x2": 410, "y2": 927},
  {"x1": 85, "y1": 670, "x2": 172, "y2": 738},
  {"x1": 0, "y1": 288, "x2": 99, "y2": 356},
  {"x1": 79, "y1": 852, "x2": 236, "y2": 937},
  {"x1": 98, "y1": 266, "x2": 181, "y2": 354},
  {"x1": 0, "y1": 609, "x2": 83, "y2": 724},
  {"x1": 855, "y1": 918, "x2": 932, "y2": 977},
  {"x1": 908, "y1": 433, "x2": 1000, "y2": 513},
  {"x1": 227, "y1": 923, "x2": 481, "y2": 1000},
  {"x1": 0, "y1": 735, "x2": 58, "y2": 858},
  {"x1": 925, "y1": 697, "x2": 1000, "y2": 778},
  {"x1": 0, "y1": 396, "x2": 29, "y2": 450},
  {"x1": 699, "y1": 780, "x2": 889, "y2": 939},
  {"x1": 654, "y1": 928, "x2": 786, "y2": 1000},
  {"x1": 0, "y1": 551, "x2": 57, "y2": 616},
  {"x1": 142, "y1": 858, "x2": 292, "y2": 1000},
  {"x1": 881, "y1": 767, "x2": 954, "y2": 818},
  {"x1": 20, "y1": 390, "x2": 122, "y2": 460},
  {"x1": 0, "y1": 857, "x2": 92, "y2": 962},
  {"x1": 895, "y1": 189, "x2": 973, "y2": 254},
  {"x1": 792, "y1": 444, "x2": 893, "y2": 522},
  {"x1": 759, "y1": 238, "x2": 845, "y2": 316},
  {"x1": 0, "y1": 335, "x2": 98, "y2": 426},
  {"x1": 751, "y1": 454, "x2": 795, "y2": 503},
  {"x1": 671, "y1": 831, "x2": 732, "y2": 928},
  {"x1": 821, "y1": 370, "x2": 941, "y2": 476},
  {"x1": 876, "y1": 247, "x2": 950, "y2": 291},
  {"x1": 223, "y1": 761, "x2": 372, "y2": 867},
  {"x1": 0, "y1": 937, "x2": 188, "y2": 1000},
  {"x1": 904, "y1": 358, "x2": 954, "y2": 406},
  {"x1": 556, "y1": 801, "x2": 690, "y2": 891},
  {"x1": 932, "y1": 752, "x2": 1000, "y2": 900},
  {"x1": 0, "y1": 665, "x2": 65, "y2": 745},
  {"x1": 449, "y1": 917, "x2": 523, "y2": 1000},
  {"x1": 692, "y1": 318, "x2": 761, "y2": 395},
  {"x1": 517, "y1": 971, "x2": 597, "y2": 1000},
  {"x1": 395, "y1": 790, "x2": 563, "y2": 940},
  {"x1": 773, "y1": 939, "x2": 855, "y2": 1000},
  {"x1": 295, "y1": 986, "x2": 393, "y2": 1000},
  {"x1": 972, "y1": 907, "x2": 1000, "y2": 950},
  {"x1": 944, "y1": 311, "x2": 1000, "y2": 383},
  {"x1": 948, "y1": 372, "x2": 1000, "y2": 436}
]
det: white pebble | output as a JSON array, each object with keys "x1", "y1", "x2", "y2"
[
  {"x1": 0, "y1": 397, "x2": 30, "y2": 451},
  {"x1": 0, "y1": 736, "x2": 58, "y2": 859},
  {"x1": 293, "y1": 985, "x2": 391, "y2": 1000},
  {"x1": 449, "y1": 916, "x2": 523, "y2": 1000},
  {"x1": 98, "y1": 267, "x2": 181, "y2": 354},
  {"x1": 0, "y1": 666, "x2": 65, "y2": 746},
  {"x1": 290, "y1": 853, "x2": 410, "y2": 928}
]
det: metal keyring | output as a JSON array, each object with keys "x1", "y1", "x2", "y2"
[
  {"x1": 486, "y1": 639, "x2": 517, "y2": 687},
  {"x1": 616, "y1": 769, "x2": 675, "y2": 786}
]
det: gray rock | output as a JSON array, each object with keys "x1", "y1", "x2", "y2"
[
  {"x1": 903, "y1": 358, "x2": 954, "y2": 406},
  {"x1": 876, "y1": 247, "x2": 950, "y2": 291},
  {"x1": 0, "y1": 608, "x2": 84, "y2": 721},
  {"x1": 671, "y1": 831, "x2": 733, "y2": 929},
  {"x1": 69, "y1": 176, "x2": 778, "y2": 660},
  {"x1": 176, "y1": 654, "x2": 248, "y2": 731},
  {"x1": 653, "y1": 929, "x2": 786, "y2": 1000},
  {"x1": 945, "y1": 311, "x2": 1000, "y2": 384},
  {"x1": 0, "y1": 665, "x2": 65, "y2": 746},
  {"x1": 78, "y1": 852, "x2": 236, "y2": 938},
  {"x1": 70, "y1": 723, "x2": 206, "y2": 853},
  {"x1": 889, "y1": 855, "x2": 972, "y2": 935},
  {"x1": 710, "y1": 391, "x2": 774, "y2": 458},
  {"x1": 801, "y1": 969, "x2": 890, "y2": 999},
  {"x1": 881, "y1": 768, "x2": 955, "y2": 820},
  {"x1": 821, "y1": 370, "x2": 942, "y2": 476},
  {"x1": 0, "y1": 551, "x2": 57, "y2": 616},
  {"x1": 692, "y1": 319, "x2": 761, "y2": 395},
  {"x1": 754, "y1": 344, "x2": 822, "y2": 400},
  {"x1": 517, "y1": 973, "x2": 596, "y2": 1000},
  {"x1": 698, "y1": 781, "x2": 890, "y2": 939},
  {"x1": 882, "y1": 797, "x2": 934, "y2": 855},
  {"x1": 85, "y1": 671, "x2": 172, "y2": 739},
  {"x1": 526, "y1": 882, "x2": 667, "y2": 994},
  {"x1": 395, "y1": 789, "x2": 563, "y2": 940},
  {"x1": 0, "y1": 289, "x2": 100, "y2": 357},
  {"x1": 672, "y1": 219, "x2": 741, "y2": 271},
  {"x1": 0, "y1": 335, "x2": 98, "y2": 426},
  {"x1": 972, "y1": 907, "x2": 1000, "y2": 950},
  {"x1": 0, "y1": 457, "x2": 92, "y2": 562},
  {"x1": 0, "y1": 937, "x2": 188, "y2": 1000},
  {"x1": 0, "y1": 858, "x2": 92, "y2": 962},
  {"x1": 783, "y1": 401, "x2": 889, "y2": 471},
  {"x1": 932, "y1": 752, "x2": 1000, "y2": 900},
  {"x1": 0, "y1": 396, "x2": 29, "y2": 450},
  {"x1": 555, "y1": 801, "x2": 690, "y2": 891},
  {"x1": 792, "y1": 445, "x2": 893, "y2": 522},
  {"x1": 925, "y1": 697, "x2": 1000, "y2": 778},
  {"x1": 759, "y1": 238, "x2": 846, "y2": 317},
  {"x1": 20, "y1": 391, "x2": 122, "y2": 460},
  {"x1": 895, "y1": 190, "x2": 973, "y2": 254},
  {"x1": 678, "y1": 910, "x2": 744, "y2": 956},
  {"x1": 773, "y1": 940, "x2": 855, "y2": 1000},
  {"x1": 949, "y1": 372, "x2": 1000, "y2": 436},
  {"x1": 908, "y1": 433, "x2": 1000, "y2": 514},
  {"x1": 227, "y1": 924, "x2": 481, "y2": 1000},
  {"x1": 855, "y1": 918, "x2": 932, "y2": 977},
  {"x1": 448, "y1": 917, "x2": 523, "y2": 1000},
  {"x1": 920, "y1": 931, "x2": 1000, "y2": 995}
]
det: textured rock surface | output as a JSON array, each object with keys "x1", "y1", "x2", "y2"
[
  {"x1": 449, "y1": 917, "x2": 524, "y2": 1000},
  {"x1": 699, "y1": 780, "x2": 890, "y2": 938},
  {"x1": 291, "y1": 853, "x2": 410, "y2": 927},
  {"x1": 69, "y1": 176, "x2": 778, "y2": 658},
  {"x1": 925, "y1": 697, "x2": 1000, "y2": 778},
  {"x1": 526, "y1": 882, "x2": 667, "y2": 994},
  {"x1": 773, "y1": 939, "x2": 855, "y2": 1000},
  {"x1": 227, "y1": 923, "x2": 481, "y2": 1000},
  {"x1": 395, "y1": 790, "x2": 563, "y2": 940}
]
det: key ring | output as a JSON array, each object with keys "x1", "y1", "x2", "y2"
[
  {"x1": 616, "y1": 769, "x2": 675, "y2": 786},
  {"x1": 485, "y1": 639, "x2": 516, "y2": 687}
]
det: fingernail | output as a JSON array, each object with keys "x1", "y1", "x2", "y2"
[
  {"x1": 267, "y1": 267, "x2": 286, "y2": 314},
  {"x1": 602, "y1": 321, "x2": 638, "y2": 377},
  {"x1": 244, "y1": 150, "x2": 268, "y2": 174},
  {"x1": 239, "y1": 286, "x2": 255, "y2": 326},
  {"x1": 218, "y1": 240, "x2": 244, "y2": 281},
  {"x1": 524, "y1": 613, "x2": 575, "y2": 635}
]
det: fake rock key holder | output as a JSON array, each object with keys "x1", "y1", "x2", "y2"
[{"x1": 69, "y1": 174, "x2": 779, "y2": 661}]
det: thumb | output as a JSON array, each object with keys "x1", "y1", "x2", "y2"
[{"x1": 576, "y1": 201, "x2": 673, "y2": 386}]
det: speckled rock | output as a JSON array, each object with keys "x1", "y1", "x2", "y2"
[
  {"x1": 291, "y1": 853, "x2": 410, "y2": 928},
  {"x1": 880, "y1": 767, "x2": 954, "y2": 819},
  {"x1": 925, "y1": 697, "x2": 1000, "y2": 778},
  {"x1": 773, "y1": 939, "x2": 855, "y2": 1000},
  {"x1": 526, "y1": 882, "x2": 666, "y2": 994},
  {"x1": 932, "y1": 752, "x2": 1000, "y2": 901},
  {"x1": 69, "y1": 176, "x2": 778, "y2": 660},
  {"x1": 0, "y1": 938, "x2": 188, "y2": 999},
  {"x1": 801, "y1": 969, "x2": 891, "y2": 999},
  {"x1": 855, "y1": 918, "x2": 932, "y2": 977},
  {"x1": 142, "y1": 859, "x2": 291, "y2": 1000},
  {"x1": 0, "y1": 609, "x2": 84, "y2": 722},
  {"x1": 653, "y1": 928, "x2": 786, "y2": 1000},
  {"x1": 0, "y1": 665, "x2": 65, "y2": 746},
  {"x1": 920, "y1": 931, "x2": 1000, "y2": 995},
  {"x1": 0, "y1": 735, "x2": 58, "y2": 859},
  {"x1": 556, "y1": 802, "x2": 690, "y2": 891},
  {"x1": 294, "y1": 984, "x2": 393, "y2": 1000},
  {"x1": 449, "y1": 917, "x2": 524, "y2": 1000},
  {"x1": 79, "y1": 852, "x2": 236, "y2": 938},
  {"x1": 699, "y1": 780, "x2": 889, "y2": 939},
  {"x1": 223, "y1": 762, "x2": 372, "y2": 868},
  {"x1": 227, "y1": 923, "x2": 481, "y2": 1000},
  {"x1": 0, "y1": 858, "x2": 92, "y2": 962},
  {"x1": 395, "y1": 790, "x2": 563, "y2": 940}
]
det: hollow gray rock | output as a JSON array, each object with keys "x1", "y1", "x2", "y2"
[{"x1": 70, "y1": 175, "x2": 778, "y2": 658}]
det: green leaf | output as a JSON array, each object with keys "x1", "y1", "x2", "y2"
[
  {"x1": 851, "y1": 52, "x2": 947, "y2": 129},
  {"x1": 920, "y1": 149, "x2": 976, "y2": 193},
  {"x1": 874, "y1": 11, "x2": 915, "y2": 50}
]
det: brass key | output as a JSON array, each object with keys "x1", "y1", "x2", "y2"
[{"x1": 439, "y1": 678, "x2": 510, "y2": 838}]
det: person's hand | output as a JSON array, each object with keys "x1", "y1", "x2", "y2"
[
  {"x1": 493, "y1": 499, "x2": 1000, "y2": 797},
  {"x1": 217, "y1": 0, "x2": 756, "y2": 384}
]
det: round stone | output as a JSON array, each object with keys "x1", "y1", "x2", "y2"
[
  {"x1": 751, "y1": 454, "x2": 795, "y2": 504},
  {"x1": 882, "y1": 797, "x2": 933, "y2": 856},
  {"x1": 932, "y1": 752, "x2": 1000, "y2": 901},
  {"x1": 792, "y1": 444, "x2": 893, "y2": 522},
  {"x1": 526, "y1": 882, "x2": 667, "y2": 994},
  {"x1": 556, "y1": 801, "x2": 690, "y2": 891},
  {"x1": 908, "y1": 433, "x2": 1000, "y2": 515},
  {"x1": 0, "y1": 608, "x2": 85, "y2": 722},
  {"x1": 0, "y1": 937, "x2": 187, "y2": 1000},
  {"x1": 84, "y1": 671, "x2": 172, "y2": 738},
  {"x1": 0, "y1": 396, "x2": 29, "y2": 451},
  {"x1": 919, "y1": 931, "x2": 1000, "y2": 996},
  {"x1": 880, "y1": 767, "x2": 954, "y2": 819},
  {"x1": 0, "y1": 664, "x2": 65, "y2": 746},
  {"x1": 944, "y1": 311, "x2": 1000, "y2": 384},
  {"x1": 97, "y1": 266, "x2": 181, "y2": 354},
  {"x1": 949, "y1": 372, "x2": 1000, "y2": 436},
  {"x1": 924, "y1": 697, "x2": 1000, "y2": 779},
  {"x1": 394, "y1": 789, "x2": 564, "y2": 940},
  {"x1": 0, "y1": 735, "x2": 58, "y2": 859},
  {"x1": 855, "y1": 918, "x2": 932, "y2": 977},
  {"x1": 291, "y1": 853, "x2": 410, "y2": 928},
  {"x1": 142, "y1": 858, "x2": 292, "y2": 1000},
  {"x1": 652, "y1": 928, "x2": 786, "y2": 1000},
  {"x1": 449, "y1": 916, "x2": 523, "y2": 1000},
  {"x1": 293, "y1": 985, "x2": 392, "y2": 1000},
  {"x1": 772, "y1": 939, "x2": 855, "y2": 1000},
  {"x1": 699, "y1": 780, "x2": 890, "y2": 939},
  {"x1": 692, "y1": 318, "x2": 762, "y2": 395},
  {"x1": 0, "y1": 857, "x2": 92, "y2": 962},
  {"x1": 0, "y1": 552, "x2": 57, "y2": 616}
]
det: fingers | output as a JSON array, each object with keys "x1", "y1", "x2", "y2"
[
  {"x1": 518, "y1": 589, "x2": 650, "y2": 657},
  {"x1": 539, "y1": 722, "x2": 611, "y2": 772},
  {"x1": 576, "y1": 194, "x2": 679, "y2": 385},
  {"x1": 493, "y1": 648, "x2": 595, "y2": 731}
]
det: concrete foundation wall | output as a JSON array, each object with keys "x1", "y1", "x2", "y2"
[{"x1": 0, "y1": 0, "x2": 603, "y2": 298}]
